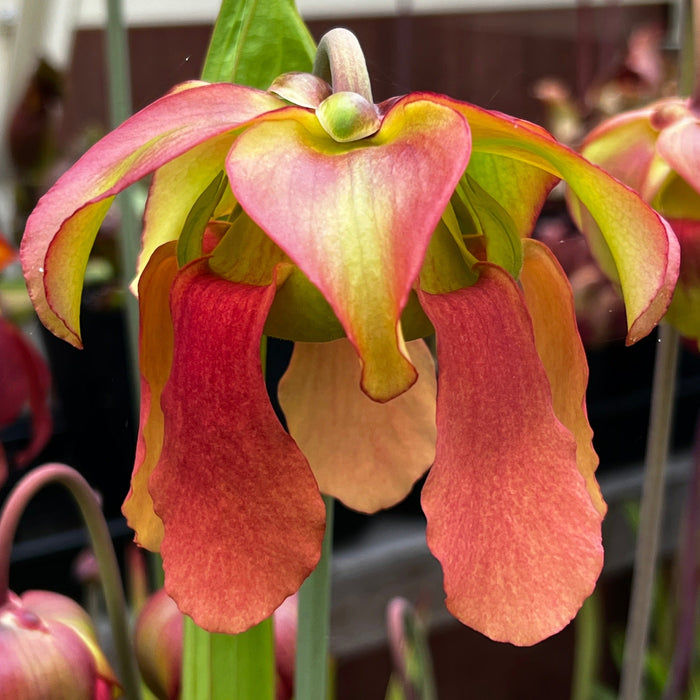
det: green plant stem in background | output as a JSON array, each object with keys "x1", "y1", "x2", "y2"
[
  {"x1": 105, "y1": 0, "x2": 141, "y2": 408},
  {"x1": 296, "y1": 495, "x2": 335, "y2": 700},
  {"x1": 619, "y1": 324, "x2": 681, "y2": 700},
  {"x1": 571, "y1": 592, "x2": 603, "y2": 700},
  {"x1": 0, "y1": 464, "x2": 143, "y2": 700},
  {"x1": 385, "y1": 597, "x2": 437, "y2": 700},
  {"x1": 661, "y1": 413, "x2": 700, "y2": 700}
]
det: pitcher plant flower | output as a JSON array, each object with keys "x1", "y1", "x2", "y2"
[
  {"x1": 570, "y1": 96, "x2": 700, "y2": 348},
  {"x1": 20, "y1": 29, "x2": 679, "y2": 645}
]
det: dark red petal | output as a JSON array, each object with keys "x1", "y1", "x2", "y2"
[{"x1": 152, "y1": 262, "x2": 326, "y2": 632}]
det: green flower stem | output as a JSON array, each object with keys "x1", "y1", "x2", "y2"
[
  {"x1": 105, "y1": 0, "x2": 141, "y2": 408},
  {"x1": 106, "y1": 0, "x2": 132, "y2": 127},
  {"x1": 295, "y1": 495, "x2": 335, "y2": 700},
  {"x1": 182, "y1": 616, "x2": 275, "y2": 700},
  {"x1": 619, "y1": 324, "x2": 681, "y2": 700},
  {"x1": 661, "y1": 412, "x2": 700, "y2": 700},
  {"x1": 0, "y1": 463, "x2": 143, "y2": 700},
  {"x1": 313, "y1": 28, "x2": 374, "y2": 102}
]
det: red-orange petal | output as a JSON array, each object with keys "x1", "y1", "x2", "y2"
[
  {"x1": 519, "y1": 239, "x2": 606, "y2": 517},
  {"x1": 278, "y1": 338, "x2": 436, "y2": 513},
  {"x1": 122, "y1": 242, "x2": 178, "y2": 551},
  {"x1": 418, "y1": 265, "x2": 603, "y2": 646},
  {"x1": 151, "y1": 261, "x2": 326, "y2": 632}
]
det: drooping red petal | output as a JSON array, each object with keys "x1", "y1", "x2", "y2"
[
  {"x1": 0, "y1": 317, "x2": 52, "y2": 470},
  {"x1": 122, "y1": 243, "x2": 178, "y2": 551},
  {"x1": 151, "y1": 261, "x2": 326, "y2": 632},
  {"x1": 228, "y1": 94, "x2": 470, "y2": 401},
  {"x1": 0, "y1": 320, "x2": 29, "y2": 426},
  {"x1": 519, "y1": 239, "x2": 606, "y2": 516},
  {"x1": 418, "y1": 265, "x2": 603, "y2": 646},
  {"x1": 278, "y1": 338, "x2": 436, "y2": 513}
]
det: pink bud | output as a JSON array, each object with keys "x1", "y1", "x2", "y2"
[
  {"x1": 134, "y1": 588, "x2": 183, "y2": 700},
  {"x1": 0, "y1": 590, "x2": 120, "y2": 699}
]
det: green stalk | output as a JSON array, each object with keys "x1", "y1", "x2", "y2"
[
  {"x1": 619, "y1": 324, "x2": 681, "y2": 700},
  {"x1": 295, "y1": 495, "x2": 335, "y2": 700},
  {"x1": 571, "y1": 592, "x2": 603, "y2": 700},
  {"x1": 105, "y1": 0, "x2": 141, "y2": 408},
  {"x1": 0, "y1": 464, "x2": 143, "y2": 700},
  {"x1": 620, "y1": 0, "x2": 696, "y2": 693},
  {"x1": 182, "y1": 616, "x2": 275, "y2": 700},
  {"x1": 661, "y1": 413, "x2": 700, "y2": 700}
]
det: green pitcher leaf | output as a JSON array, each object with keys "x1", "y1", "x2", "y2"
[
  {"x1": 454, "y1": 175, "x2": 523, "y2": 279},
  {"x1": 176, "y1": 171, "x2": 227, "y2": 267},
  {"x1": 202, "y1": 0, "x2": 316, "y2": 87}
]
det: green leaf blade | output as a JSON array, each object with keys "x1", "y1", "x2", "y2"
[{"x1": 202, "y1": 0, "x2": 316, "y2": 87}]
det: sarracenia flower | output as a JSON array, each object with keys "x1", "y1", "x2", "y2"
[
  {"x1": 20, "y1": 30, "x2": 678, "y2": 645},
  {"x1": 571, "y1": 97, "x2": 700, "y2": 347}
]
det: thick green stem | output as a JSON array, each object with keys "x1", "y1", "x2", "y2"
[
  {"x1": 619, "y1": 325, "x2": 681, "y2": 700},
  {"x1": 295, "y1": 495, "x2": 334, "y2": 700},
  {"x1": 313, "y1": 29, "x2": 373, "y2": 102},
  {"x1": 182, "y1": 616, "x2": 275, "y2": 700},
  {"x1": 0, "y1": 463, "x2": 143, "y2": 700}
]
